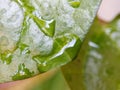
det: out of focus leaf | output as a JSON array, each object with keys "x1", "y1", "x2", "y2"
[{"x1": 62, "y1": 15, "x2": 120, "y2": 90}]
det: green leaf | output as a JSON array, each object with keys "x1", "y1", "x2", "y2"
[
  {"x1": 62, "y1": 16, "x2": 120, "y2": 90},
  {"x1": 0, "y1": 0, "x2": 101, "y2": 83}
]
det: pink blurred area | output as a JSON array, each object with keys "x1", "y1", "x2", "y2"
[
  {"x1": 0, "y1": 69, "x2": 57, "y2": 90},
  {"x1": 98, "y1": 0, "x2": 120, "y2": 22}
]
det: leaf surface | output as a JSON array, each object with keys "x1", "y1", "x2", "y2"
[{"x1": 0, "y1": 0, "x2": 101, "y2": 83}]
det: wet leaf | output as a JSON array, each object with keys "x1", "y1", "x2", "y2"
[{"x1": 0, "y1": 0, "x2": 101, "y2": 83}]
